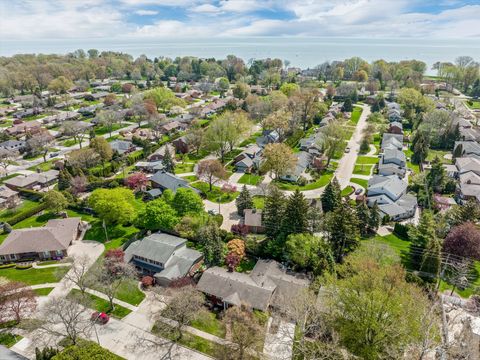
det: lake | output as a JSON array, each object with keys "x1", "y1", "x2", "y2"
[{"x1": 2, "y1": 37, "x2": 479, "y2": 74}]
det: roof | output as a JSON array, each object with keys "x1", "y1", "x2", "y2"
[
  {"x1": 0, "y1": 346, "x2": 28, "y2": 360},
  {"x1": 459, "y1": 171, "x2": 480, "y2": 185},
  {"x1": 150, "y1": 171, "x2": 196, "y2": 193},
  {"x1": 0, "y1": 140, "x2": 26, "y2": 148},
  {"x1": 110, "y1": 140, "x2": 134, "y2": 154},
  {"x1": 382, "y1": 148, "x2": 406, "y2": 164},
  {"x1": 381, "y1": 135, "x2": 403, "y2": 150},
  {"x1": 0, "y1": 186, "x2": 18, "y2": 199},
  {"x1": 368, "y1": 175, "x2": 407, "y2": 201},
  {"x1": 235, "y1": 156, "x2": 254, "y2": 168},
  {"x1": 4, "y1": 170, "x2": 59, "y2": 188},
  {"x1": 454, "y1": 141, "x2": 480, "y2": 156},
  {"x1": 456, "y1": 157, "x2": 480, "y2": 175},
  {"x1": 378, "y1": 193, "x2": 417, "y2": 217},
  {"x1": 244, "y1": 209, "x2": 262, "y2": 227},
  {"x1": 135, "y1": 161, "x2": 164, "y2": 171},
  {"x1": 0, "y1": 217, "x2": 81, "y2": 256},
  {"x1": 389, "y1": 121, "x2": 403, "y2": 129}
]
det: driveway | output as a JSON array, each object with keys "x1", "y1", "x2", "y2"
[{"x1": 204, "y1": 199, "x2": 240, "y2": 231}]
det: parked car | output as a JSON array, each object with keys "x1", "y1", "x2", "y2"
[
  {"x1": 50, "y1": 152, "x2": 60, "y2": 158},
  {"x1": 355, "y1": 188, "x2": 363, "y2": 195},
  {"x1": 345, "y1": 147, "x2": 350, "y2": 153},
  {"x1": 91, "y1": 311, "x2": 109, "y2": 325}
]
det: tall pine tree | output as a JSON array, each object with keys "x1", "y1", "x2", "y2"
[
  {"x1": 198, "y1": 220, "x2": 224, "y2": 266},
  {"x1": 408, "y1": 210, "x2": 436, "y2": 270},
  {"x1": 356, "y1": 201, "x2": 370, "y2": 237},
  {"x1": 58, "y1": 169, "x2": 72, "y2": 191},
  {"x1": 263, "y1": 186, "x2": 286, "y2": 239},
  {"x1": 368, "y1": 202, "x2": 381, "y2": 233},
  {"x1": 162, "y1": 147, "x2": 175, "y2": 173},
  {"x1": 321, "y1": 177, "x2": 341, "y2": 213},
  {"x1": 235, "y1": 185, "x2": 254, "y2": 216},
  {"x1": 281, "y1": 190, "x2": 309, "y2": 237}
]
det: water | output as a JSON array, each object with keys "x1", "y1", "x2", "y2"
[{"x1": 1, "y1": 37, "x2": 479, "y2": 74}]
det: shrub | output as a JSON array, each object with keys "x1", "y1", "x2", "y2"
[
  {"x1": 141, "y1": 276, "x2": 154, "y2": 288},
  {"x1": 7, "y1": 203, "x2": 46, "y2": 226},
  {"x1": 231, "y1": 224, "x2": 248, "y2": 236},
  {"x1": 0, "y1": 263, "x2": 15, "y2": 269},
  {"x1": 393, "y1": 223, "x2": 410, "y2": 239},
  {"x1": 15, "y1": 263, "x2": 32, "y2": 270}
]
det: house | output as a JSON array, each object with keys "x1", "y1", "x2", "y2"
[
  {"x1": 235, "y1": 156, "x2": 254, "y2": 173},
  {"x1": 110, "y1": 140, "x2": 136, "y2": 155},
  {"x1": 388, "y1": 121, "x2": 403, "y2": 135},
  {"x1": 280, "y1": 151, "x2": 312, "y2": 182},
  {"x1": 13, "y1": 108, "x2": 43, "y2": 119},
  {"x1": 135, "y1": 161, "x2": 164, "y2": 173},
  {"x1": 172, "y1": 136, "x2": 190, "y2": 154},
  {"x1": 381, "y1": 133, "x2": 403, "y2": 151},
  {"x1": 378, "y1": 148, "x2": 406, "y2": 177},
  {"x1": 160, "y1": 120, "x2": 186, "y2": 134},
  {"x1": 0, "y1": 217, "x2": 83, "y2": 263},
  {"x1": 150, "y1": 171, "x2": 198, "y2": 193},
  {"x1": 148, "y1": 144, "x2": 175, "y2": 162},
  {"x1": 0, "y1": 186, "x2": 20, "y2": 210},
  {"x1": 454, "y1": 141, "x2": 480, "y2": 158},
  {"x1": 454, "y1": 157, "x2": 480, "y2": 203},
  {"x1": 256, "y1": 130, "x2": 280, "y2": 148},
  {"x1": 5, "y1": 121, "x2": 42, "y2": 136},
  {"x1": 244, "y1": 209, "x2": 264, "y2": 233},
  {"x1": 387, "y1": 109, "x2": 402, "y2": 122},
  {"x1": 234, "y1": 144, "x2": 262, "y2": 172},
  {"x1": 0, "y1": 140, "x2": 26, "y2": 152},
  {"x1": 367, "y1": 175, "x2": 417, "y2": 221},
  {"x1": 4, "y1": 170, "x2": 59, "y2": 190},
  {"x1": 78, "y1": 104, "x2": 104, "y2": 116},
  {"x1": 143, "y1": 188, "x2": 162, "y2": 200},
  {"x1": 124, "y1": 232, "x2": 203, "y2": 286},
  {"x1": 41, "y1": 111, "x2": 81, "y2": 125},
  {"x1": 197, "y1": 259, "x2": 309, "y2": 312},
  {"x1": 456, "y1": 156, "x2": 480, "y2": 177}
]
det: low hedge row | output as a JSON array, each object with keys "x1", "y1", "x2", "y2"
[
  {"x1": 15, "y1": 264, "x2": 32, "y2": 270},
  {"x1": 7, "y1": 203, "x2": 46, "y2": 226},
  {"x1": 0, "y1": 263, "x2": 15, "y2": 269}
]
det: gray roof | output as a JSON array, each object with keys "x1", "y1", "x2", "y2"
[
  {"x1": 0, "y1": 346, "x2": 28, "y2": 360},
  {"x1": 0, "y1": 140, "x2": 26, "y2": 148},
  {"x1": 150, "y1": 171, "x2": 198, "y2": 193},
  {"x1": 145, "y1": 188, "x2": 162, "y2": 198},
  {"x1": 378, "y1": 193, "x2": 417, "y2": 217},
  {"x1": 235, "y1": 156, "x2": 254, "y2": 168},
  {"x1": 381, "y1": 135, "x2": 403, "y2": 150},
  {"x1": 382, "y1": 148, "x2": 406, "y2": 164},
  {"x1": 244, "y1": 209, "x2": 262, "y2": 227},
  {"x1": 368, "y1": 175, "x2": 407, "y2": 200},
  {"x1": 454, "y1": 141, "x2": 480, "y2": 156},
  {"x1": 455, "y1": 157, "x2": 480, "y2": 175},
  {"x1": 389, "y1": 121, "x2": 403, "y2": 129},
  {"x1": 4, "y1": 170, "x2": 59, "y2": 188},
  {"x1": 110, "y1": 140, "x2": 134, "y2": 154}
]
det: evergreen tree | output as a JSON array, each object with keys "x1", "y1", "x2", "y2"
[
  {"x1": 324, "y1": 201, "x2": 359, "y2": 262},
  {"x1": 356, "y1": 201, "x2": 370, "y2": 237},
  {"x1": 162, "y1": 147, "x2": 175, "y2": 173},
  {"x1": 411, "y1": 131, "x2": 429, "y2": 164},
  {"x1": 281, "y1": 190, "x2": 309, "y2": 237},
  {"x1": 263, "y1": 186, "x2": 286, "y2": 239},
  {"x1": 235, "y1": 185, "x2": 254, "y2": 216},
  {"x1": 420, "y1": 237, "x2": 441, "y2": 276},
  {"x1": 58, "y1": 169, "x2": 72, "y2": 191},
  {"x1": 426, "y1": 156, "x2": 445, "y2": 192},
  {"x1": 198, "y1": 220, "x2": 225, "y2": 266},
  {"x1": 321, "y1": 177, "x2": 341, "y2": 213},
  {"x1": 408, "y1": 210, "x2": 436, "y2": 270},
  {"x1": 35, "y1": 346, "x2": 59, "y2": 360},
  {"x1": 368, "y1": 202, "x2": 381, "y2": 233},
  {"x1": 453, "y1": 143, "x2": 463, "y2": 159},
  {"x1": 341, "y1": 98, "x2": 353, "y2": 112}
]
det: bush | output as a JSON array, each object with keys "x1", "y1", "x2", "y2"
[
  {"x1": 393, "y1": 223, "x2": 410, "y2": 239},
  {"x1": 231, "y1": 224, "x2": 248, "y2": 236},
  {"x1": 0, "y1": 263, "x2": 15, "y2": 269},
  {"x1": 141, "y1": 276, "x2": 154, "y2": 288},
  {"x1": 7, "y1": 203, "x2": 46, "y2": 226},
  {"x1": 15, "y1": 263, "x2": 32, "y2": 269}
]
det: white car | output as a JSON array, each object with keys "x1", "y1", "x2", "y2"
[{"x1": 344, "y1": 147, "x2": 350, "y2": 153}]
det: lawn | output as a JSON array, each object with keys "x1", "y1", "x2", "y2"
[
  {"x1": 238, "y1": 173, "x2": 263, "y2": 186},
  {"x1": 181, "y1": 175, "x2": 197, "y2": 182},
  {"x1": 68, "y1": 289, "x2": 132, "y2": 319},
  {"x1": 190, "y1": 310, "x2": 226, "y2": 338},
  {"x1": 350, "y1": 106, "x2": 363, "y2": 125},
  {"x1": 0, "y1": 199, "x2": 41, "y2": 223},
  {"x1": 274, "y1": 170, "x2": 334, "y2": 191},
  {"x1": 356, "y1": 156, "x2": 379, "y2": 165},
  {"x1": 353, "y1": 164, "x2": 373, "y2": 176},
  {"x1": 94, "y1": 123, "x2": 129, "y2": 136},
  {"x1": 27, "y1": 158, "x2": 60, "y2": 172},
  {"x1": 252, "y1": 196, "x2": 265, "y2": 209},
  {"x1": 426, "y1": 150, "x2": 451, "y2": 164},
  {"x1": 191, "y1": 181, "x2": 239, "y2": 203},
  {"x1": 341, "y1": 186, "x2": 354, "y2": 197},
  {"x1": 0, "y1": 333, "x2": 23, "y2": 348},
  {"x1": 63, "y1": 139, "x2": 77, "y2": 147},
  {"x1": 34, "y1": 287, "x2": 55, "y2": 296},
  {"x1": 350, "y1": 177, "x2": 369, "y2": 189},
  {"x1": 465, "y1": 100, "x2": 480, "y2": 110},
  {"x1": 174, "y1": 162, "x2": 194, "y2": 174},
  {"x1": 239, "y1": 131, "x2": 262, "y2": 147},
  {"x1": 0, "y1": 266, "x2": 70, "y2": 285}
]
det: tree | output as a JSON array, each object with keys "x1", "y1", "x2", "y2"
[
  {"x1": 170, "y1": 188, "x2": 204, "y2": 216},
  {"x1": 235, "y1": 185, "x2": 254, "y2": 216},
  {"x1": 27, "y1": 132, "x2": 53, "y2": 163},
  {"x1": 96, "y1": 110, "x2": 120, "y2": 138},
  {"x1": 263, "y1": 186, "x2": 286, "y2": 239},
  {"x1": 67, "y1": 148, "x2": 100, "y2": 169},
  {"x1": 368, "y1": 202, "x2": 381, "y2": 233},
  {"x1": 61, "y1": 255, "x2": 92, "y2": 297},
  {"x1": 0, "y1": 281, "x2": 37, "y2": 323},
  {"x1": 408, "y1": 210, "x2": 437, "y2": 270},
  {"x1": 51, "y1": 341, "x2": 121, "y2": 360},
  {"x1": 196, "y1": 159, "x2": 227, "y2": 191},
  {"x1": 426, "y1": 156, "x2": 445, "y2": 192},
  {"x1": 161, "y1": 146, "x2": 175, "y2": 173},
  {"x1": 341, "y1": 98, "x2": 353, "y2": 112},
  {"x1": 397, "y1": 88, "x2": 434, "y2": 125},
  {"x1": 232, "y1": 82, "x2": 250, "y2": 99},
  {"x1": 282, "y1": 190, "x2": 309, "y2": 237},
  {"x1": 137, "y1": 198, "x2": 179, "y2": 231},
  {"x1": 48, "y1": 76, "x2": 73, "y2": 94},
  {"x1": 184, "y1": 126, "x2": 204, "y2": 155},
  {"x1": 280, "y1": 82, "x2": 299, "y2": 97},
  {"x1": 90, "y1": 137, "x2": 113, "y2": 175},
  {"x1": 0, "y1": 148, "x2": 17, "y2": 174},
  {"x1": 216, "y1": 306, "x2": 263, "y2": 360},
  {"x1": 227, "y1": 238, "x2": 246, "y2": 259},
  {"x1": 289, "y1": 88, "x2": 319, "y2": 130},
  {"x1": 61, "y1": 121, "x2": 89, "y2": 148},
  {"x1": 88, "y1": 188, "x2": 136, "y2": 225},
  {"x1": 198, "y1": 220, "x2": 225, "y2": 266},
  {"x1": 411, "y1": 130, "x2": 429, "y2": 164},
  {"x1": 321, "y1": 121, "x2": 347, "y2": 166},
  {"x1": 325, "y1": 257, "x2": 438, "y2": 359},
  {"x1": 261, "y1": 143, "x2": 296, "y2": 179},
  {"x1": 217, "y1": 77, "x2": 230, "y2": 96},
  {"x1": 261, "y1": 108, "x2": 291, "y2": 142},
  {"x1": 286, "y1": 233, "x2": 334, "y2": 275},
  {"x1": 103, "y1": 93, "x2": 116, "y2": 106},
  {"x1": 446, "y1": 199, "x2": 480, "y2": 226},
  {"x1": 43, "y1": 190, "x2": 68, "y2": 214},
  {"x1": 356, "y1": 201, "x2": 371, "y2": 237},
  {"x1": 443, "y1": 222, "x2": 480, "y2": 260},
  {"x1": 125, "y1": 172, "x2": 148, "y2": 192},
  {"x1": 321, "y1": 178, "x2": 341, "y2": 213},
  {"x1": 35, "y1": 346, "x2": 59, "y2": 360},
  {"x1": 144, "y1": 87, "x2": 185, "y2": 112},
  {"x1": 324, "y1": 201, "x2": 359, "y2": 262}
]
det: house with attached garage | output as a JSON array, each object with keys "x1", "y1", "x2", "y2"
[
  {"x1": 381, "y1": 133, "x2": 403, "y2": 151},
  {"x1": 378, "y1": 148, "x2": 407, "y2": 178},
  {"x1": 110, "y1": 140, "x2": 137, "y2": 155},
  {"x1": 150, "y1": 170, "x2": 200, "y2": 194},
  {"x1": 0, "y1": 186, "x2": 20, "y2": 210},
  {"x1": 367, "y1": 175, "x2": 417, "y2": 221},
  {"x1": 0, "y1": 140, "x2": 26, "y2": 152},
  {"x1": 453, "y1": 141, "x2": 480, "y2": 158},
  {"x1": 234, "y1": 144, "x2": 262, "y2": 172},
  {"x1": 454, "y1": 156, "x2": 480, "y2": 203},
  {"x1": 124, "y1": 232, "x2": 203, "y2": 286},
  {"x1": 4, "y1": 170, "x2": 59, "y2": 191},
  {"x1": 280, "y1": 151, "x2": 312, "y2": 182}
]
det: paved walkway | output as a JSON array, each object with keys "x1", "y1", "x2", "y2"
[{"x1": 263, "y1": 317, "x2": 295, "y2": 360}]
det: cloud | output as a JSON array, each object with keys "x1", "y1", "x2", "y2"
[
  {"x1": 134, "y1": 9, "x2": 159, "y2": 15},
  {"x1": 191, "y1": 4, "x2": 221, "y2": 14}
]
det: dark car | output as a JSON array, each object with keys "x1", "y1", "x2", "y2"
[{"x1": 355, "y1": 188, "x2": 363, "y2": 195}]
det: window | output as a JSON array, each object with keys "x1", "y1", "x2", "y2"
[
  {"x1": 10, "y1": 254, "x2": 16, "y2": 260},
  {"x1": 43, "y1": 251, "x2": 50, "y2": 257}
]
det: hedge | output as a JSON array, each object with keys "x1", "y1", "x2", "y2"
[
  {"x1": 0, "y1": 263, "x2": 15, "y2": 269},
  {"x1": 7, "y1": 203, "x2": 47, "y2": 226},
  {"x1": 393, "y1": 222, "x2": 410, "y2": 239},
  {"x1": 15, "y1": 264, "x2": 32, "y2": 269}
]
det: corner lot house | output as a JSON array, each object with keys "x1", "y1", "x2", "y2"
[
  {"x1": 125, "y1": 232, "x2": 203, "y2": 286},
  {"x1": 197, "y1": 259, "x2": 309, "y2": 311},
  {"x1": 0, "y1": 217, "x2": 82, "y2": 263}
]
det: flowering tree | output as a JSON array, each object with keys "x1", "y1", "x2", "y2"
[
  {"x1": 225, "y1": 253, "x2": 241, "y2": 272},
  {"x1": 231, "y1": 224, "x2": 248, "y2": 236},
  {"x1": 125, "y1": 172, "x2": 148, "y2": 192},
  {"x1": 227, "y1": 239, "x2": 246, "y2": 259},
  {"x1": 0, "y1": 281, "x2": 37, "y2": 323}
]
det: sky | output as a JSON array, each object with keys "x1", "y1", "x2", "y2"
[{"x1": 0, "y1": 0, "x2": 479, "y2": 41}]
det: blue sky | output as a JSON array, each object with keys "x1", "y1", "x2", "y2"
[{"x1": 1, "y1": 0, "x2": 479, "y2": 40}]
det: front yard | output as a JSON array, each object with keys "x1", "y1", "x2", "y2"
[
  {"x1": 191, "y1": 181, "x2": 239, "y2": 203},
  {"x1": 0, "y1": 265, "x2": 70, "y2": 285},
  {"x1": 274, "y1": 170, "x2": 334, "y2": 191},
  {"x1": 68, "y1": 289, "x2": 132, "y2": 319},
  {"x1": 238, "y1": 173, "x2": 264, "y2": 186}
]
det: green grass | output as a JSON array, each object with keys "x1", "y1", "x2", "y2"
[
  {"x1": 0, "y1": 332, "x2": 23, "y2": 348},
  {"x1": 0, "y1": 199, "x2": 41, "y2": 222},
  {"x1": 190, "y1": 311, "x2": 226, "y2": 338},
  {"x1": 34, "y1": 287, "x2": 54, "y2": 296},
  {"x1": 174, "y1": 162, "x2": 194, "y2": 174},
  {"x1": 341, "y1": 186, "x2": 354, "y2": 197},
  {"x1": 238, "y1": 173, "x2": 263, "y2": 186},
  {"x1": 465, "y1": 100, "x2": 480, "y2": 110},
  {"x1": 239, "y1": 131, "x2": 262, "y2": 147},
  {"x1": 353, "y1": 164, "x2": 373, "y2": 176},
  {"x1": 63, "y1": 139, "x2": 77, "y2": 147},
  {"x1": 350, "y1": 106, "x2": 363, "y2": 124},
  {"x1": 69, "y1": 289, "x2": 132, "y2": 319},
  {"x1": 356, "y1": 156, "x2": 379, "y2": 165},
  {"x1": 426, "y1": 150, "x2": 451, "y2": 164},
  {"x1": 274, "y1": 170, "x2": 334, "y2": 191},
  {"x1": 252, "y1": 196, "x2": 265, "y2": 209},
  {"x1": 350, "y1": 177, "x2": 368, "y2": 189},
  {"x1": 191, "y1": 181, "x2": 239, "y2": 203},
  {"x1": 0, "y1": 265, "x2": 70, "y2": 285},
  {"x1": 27, "y1": 158, "x2": 59, "y2": 171},
  {"x1": 181, "y1": 175, "x2": 198, "y2": 182},
  {"x1": 94, "y1": 123, "x2": 129, "y2": 136}
]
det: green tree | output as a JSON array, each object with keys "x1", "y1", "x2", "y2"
[
  {"x1": 144, "y1": 87, "x2": 186, "y2": 111},
  {"x1": 324, "y1": 202, "x2": 359, "y2": 262},
  {"x1": 411, "y1": 131, "x2": 429, "y2": 165},
  {"x1": 170, "y1": 188, "x2": 204, "y2": 217},
  {"x1": 90, "y1": 136, "x2": 113, "y2": 176},
  {"x1": 368, "y1": 202, "x2": 381, "y2": 233},
  {"x1": 408, "y1": 210, "x2": 437, "y2": 270},
  {"x1": 235, "y1": 185, "x2": 254, "y2": 216},
  {"x1": 43, "y1": 190, "x2": 69, "y2": 214},
  {"x1": 162, "y1": 146, "x2": 175, "y2": 173},
  {"x1": 217, "y1": 77, "x2": 230, "y2": 96},
  {"x1": 356, "y1": 201, "x2": 370, "y2": 237},
  {"x1": 341, "y1": 98, "x2": 353, "y2": 112},
  {"x1": 426, "y1": 156, "x2": 445, "y2": 192},
  {"x1": 52, "y1": 341, "x2": 122, "y2": 360},
  {"x1": 279, "y1": 82, "x2": 299, "y2": 97},
  {"x1": 137, "y1": 198, "x2": 179, "y2": 231},
  {"x1": 263, "y1": 186, "x2": 286, "y2": 239},
  {"x1": 286, "y1": 233, "x2": 334, "y2": 275},
  {"x1": 321, "y1": 177, "x2": 342, "y2": 213},
  {"x1": 421, "y1": 237, "x2": 442, "y2": 277},
  {"x1": 198, "y1": 220, "x2": 225, "y2": 266},
  {"x1": 281, "y1": 190, "x2": 309, "y2": 237},
  {"x1": 88, "y1": 188, "x2": 136, "y2": 225},
  {"x1": 58, "y1": 169, "x2": 72, "y2": 191},
  {"x1": 35, "y1": 346, "x2": 59, "y2": 360}
]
